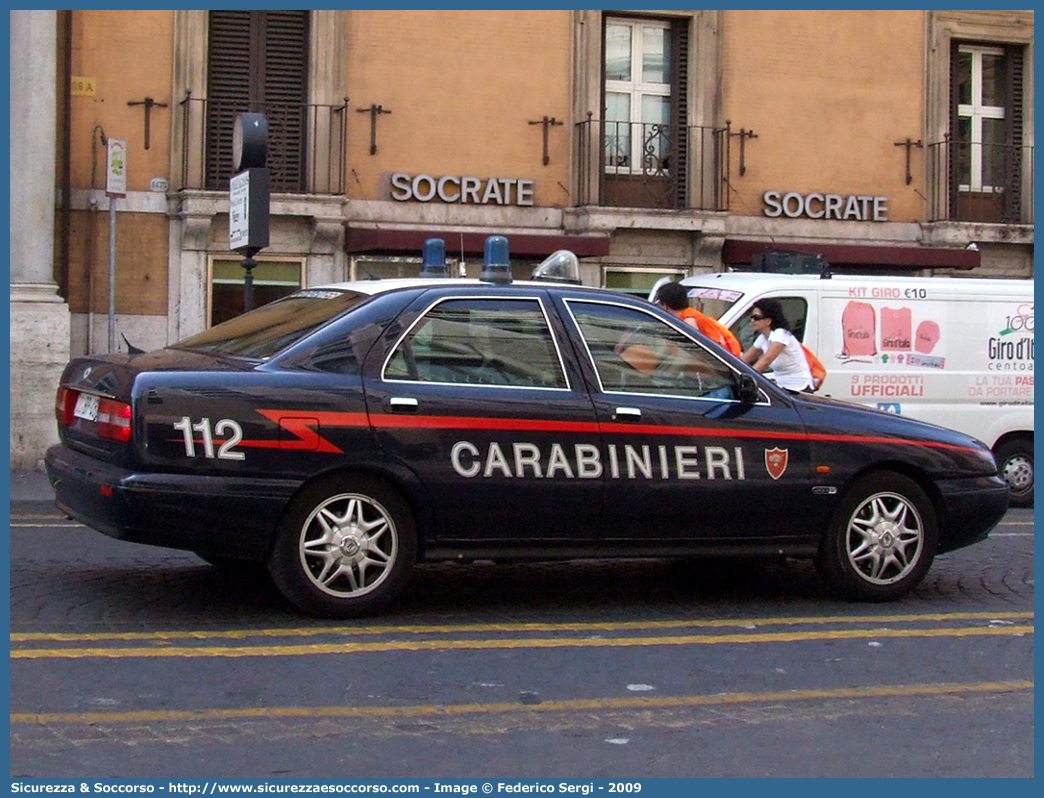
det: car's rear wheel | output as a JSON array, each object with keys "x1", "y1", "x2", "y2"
[
  {"x1": 267, "y1": 474, "x2": 416, "y2": 618},
  {"x1": 816, "y1": 472, "x2": 937, "y2": 602},
  {"x1": 994, "y1": 438, "x2": 1033, "y2": 508}
]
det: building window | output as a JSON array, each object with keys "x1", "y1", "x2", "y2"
[
  {"x1": 350, "y1": 255, "x2": 544, "y2": 282},
  {"x1": 604, "y1": 268, "x2": 684, "y2": 298},
  {"x1": 956, "y1": 45, "x2": 1007, "y2": 194},
  {"x1": 947, "y1": 41, "x2": 1026, "y2": 223},
  {"x1": 600, "y1": 16, "x2": 688, "y2": 209},
  {"x1": 604, "y1": 20, "x2": 672, "y2": 172},
  {"x1": 209, "y1": 257, "x2": 303, "y2": 327},
  {"x1": 205, "y1": 10, "x2": 310, "y2": 191}
]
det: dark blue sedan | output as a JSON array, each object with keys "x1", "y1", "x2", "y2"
[{"x1": 45, "y1": 242, "x2": 1009, "y2": 617}]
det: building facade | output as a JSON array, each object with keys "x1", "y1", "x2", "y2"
[{"x1": 10, "y1": 9, "x2": 1034, "y2": 467}]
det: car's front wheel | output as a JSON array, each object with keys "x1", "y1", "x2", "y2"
[
  {"x1": 267, "y1": 474, "x2": 416, "y2": 618},
  {"x1": 816, "y1": 472, "x2": 937, "y2": 602},
  {"x1": 994, "y1": 438, "x2": 1033, "y2": 508}
]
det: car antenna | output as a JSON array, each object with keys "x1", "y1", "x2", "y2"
[{"x1": 121, "y1": 333, "x2": 145, "y2": 355}]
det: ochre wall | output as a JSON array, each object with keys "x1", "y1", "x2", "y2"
[
  {"x1": 60, "y1": 212, "x2": 169, "y2": 315},
  {"x1": 65, "y1": 11, "x2": 173, "y2": 314},
  {"x1": 67, "y1": 10, "x2": 175, "y2": 190},
  {"x1": 344, "y1": 10, "x2": 574, "y2": 208},
  {"x1": 722, "y1": 9, "x2": 926, "y2": 221}
]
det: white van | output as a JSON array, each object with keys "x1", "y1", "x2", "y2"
[{"x1": 671, "y1": 272, "x2": 1034, "y2": 506}]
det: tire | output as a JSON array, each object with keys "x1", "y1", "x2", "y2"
[
  {"x1": 267, "y1": 474, "x2": 416, "y2": 618},
  {"x1": 816, "y1": 472, "x2": 938, "y2": 602},
  {"x1": 994, "y1": 439, "x2": 1034, "y2": 508}
]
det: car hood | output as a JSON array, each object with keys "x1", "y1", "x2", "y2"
[{"x1": 791, "y1": 391, "x2": 997, "y2": 468}]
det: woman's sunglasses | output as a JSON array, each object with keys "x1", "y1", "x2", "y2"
[{"x1": 751, "y1": 313, "x2": 766, "y2": 321}]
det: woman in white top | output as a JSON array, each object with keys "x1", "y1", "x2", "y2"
[{"x1": 740, "y1": 298, "x2": 814, "y2": 392}]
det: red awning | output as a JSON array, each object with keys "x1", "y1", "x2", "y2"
[
  {"x1": 721, "y1": 240, "x2": 980, "y2": 270},
  {"x1": 345, "y1": 227, "x2": 611, "y2": 258}
]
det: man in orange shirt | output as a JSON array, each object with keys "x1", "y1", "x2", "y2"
[{"x1": 655, "y1": 281, "x2": 742, "y2": 357}]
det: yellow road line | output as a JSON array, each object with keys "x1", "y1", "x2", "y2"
[
  {"x1": 11, "y1": 610, "x2": 1033, "y2": 643},
  {"x1": 10, "y1": 624, "x2": 1033, "y2": 660},
  {"x1": 10, "y1": 679, "x2": 1032, "y2": 726}
]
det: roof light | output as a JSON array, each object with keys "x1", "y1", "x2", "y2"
[
  {"x1": 480, "y1": 235, "x2": 512, "y2": 284},
  {"x1": 531, "y1": 250, "x2": 581, "y2": 284},
  {"x1": 420, "y1": 238, "x2": 449, "y2": 278}
]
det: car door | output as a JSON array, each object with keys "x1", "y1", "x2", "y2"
[
  {"x1": 558, "y1": 296, "x2": 817, "y2": 545},
  {"x1": 362, "y1": 288, "x2": 604, "y2": 544}
]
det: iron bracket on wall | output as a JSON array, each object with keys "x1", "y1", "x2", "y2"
[
  {"x1": 894, "y1": 137, "x2": 923, "y2": 185},
  {"x1": 357, "y1": 104, "x2": 392, "y2": 155},
  {"x1": 127, "y1": 96, "x2": 168, "y2": 150},
  {"x1": 727, "y1": 120, "x2": 758, "y2": 176},
  {"x1": 528, "y1": 116, "x2": 564, "y2": 165}
]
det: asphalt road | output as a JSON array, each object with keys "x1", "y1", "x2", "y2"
[{"x1": 8, "y1": 489, "x2": 1034, "y2": 779}]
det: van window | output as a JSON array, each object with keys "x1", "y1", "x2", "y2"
[
  {"x1": 732, "y1": 297, "x2": 809, "y2": 350},
  {"x1": 684, "y1": 286, "x2": 744, "y2": 321}
]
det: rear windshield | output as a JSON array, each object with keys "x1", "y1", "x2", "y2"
[
  {"x1": 683, "y1": 286, "x2": 745, "y2": 321},
  {"x1": 174, "y1": 289, "x2": 367, "y2": 358}
]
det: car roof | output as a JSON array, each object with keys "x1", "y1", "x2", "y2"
[{"x1": 307, "y1": 278, "x2": 638, "y2": 298}]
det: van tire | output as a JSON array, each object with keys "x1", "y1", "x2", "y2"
[
  {"x1": 816, "y1": 472, "x2": 937, "y2": 602},
  {"x1": 994, "y1": 439, "x2": 1033, "y2": 508}
]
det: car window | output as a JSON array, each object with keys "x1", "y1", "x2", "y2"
[
  {"x1": 384, "y1": 298, "x2": 568, "y2": 388},
  {"x1": 174, "y1": 289, "x2": 366, "y2": 359},
  {"x1": 567, "y1": 301, "x2": 737, "y2": 399}
]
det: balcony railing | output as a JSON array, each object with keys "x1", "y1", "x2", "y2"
[
  {"x1": 178, "y1": 94, "x2": 349, "y2": 195},
  {"x1": 926, "y1": 138, "x2": 1034, "y2": 225},
  {"x1": 576, "y1": 119, "x2": 728, "y2": 211}
]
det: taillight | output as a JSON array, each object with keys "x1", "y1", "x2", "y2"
[
  {"x1": 55, "y1": 387, "x2": 76, "y2": 427},
  {"x1": 97, "y1": 399, "x2": 132, "y2": 443}
]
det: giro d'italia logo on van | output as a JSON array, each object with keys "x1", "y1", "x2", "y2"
[
  {"x1": 988, "y1": 303, "x2": 1034, "y2": 372},
  {"x1": 1000, "y1": 303, "x2": 1034, "y2": 336}
]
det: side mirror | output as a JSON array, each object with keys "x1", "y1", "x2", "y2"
[{"x1": 737, "y1": 373, "x2": 760, "y2": 405}]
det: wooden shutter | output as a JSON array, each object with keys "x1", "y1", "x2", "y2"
[
  {"x1": 671, "y1": 18, "x2": 689, "y2": 208},
  {"x1": 947, "y1": 39, "x2": 961, "y2": 220},
  {"x1": 205, "y1": 11, "x2": 309, "y2": 191},
  {"x1": 262, "y1": 11, "x2": 309, "y2": 192},
  {"x1": 1003, "y1": 44, "x2": 1024, "y2": 222},
  {"x1": 205, "y1": 11, "x2": 252, "y2": 188}
]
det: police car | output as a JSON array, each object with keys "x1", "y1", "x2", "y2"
[{"x1": 45, "y1": 237, "x2": 1009, "y2": 618}]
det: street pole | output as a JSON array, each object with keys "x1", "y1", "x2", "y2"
[
  {"x1": 108, "y1": 198, "x2": 116, "y2": 351},
  {"x1": 104, "y1": 137, "x2": 126, "y2": 352},
  {"x1": 229, "y1": 114, "x2": 270, "y2": 316},
  {"x1": 242, "y1": 255, "x2": 256, "y2": 312}
]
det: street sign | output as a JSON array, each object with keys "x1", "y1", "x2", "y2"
[
  {"x1": 229, "y1": 168, "x2": 270, "y2": 254},
  {"x1": 229, "y1": 171, "x2": 251, "y2": 251},
  {"x1": 106, "y1": 139, "x2": 127, "y2": 197}
]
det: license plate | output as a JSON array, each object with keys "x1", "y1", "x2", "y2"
[{"x1": 73, "y1": 393, "x2": 99, "y2": 422}]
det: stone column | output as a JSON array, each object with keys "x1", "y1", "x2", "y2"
[{"x1": 10, "y1": 10, "x2": 71, "y2": 469}]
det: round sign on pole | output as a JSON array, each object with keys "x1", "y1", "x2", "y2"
[{"x1": 232, "y1": 113, "x2": 268, "y2": 172}]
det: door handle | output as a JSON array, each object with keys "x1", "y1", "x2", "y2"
[
  {"x1": 388, "y1": 397, "x2": 419, "y2": 413},
  {"x1": 613, "y1": 406, "x2": 642, "y2": 420}
]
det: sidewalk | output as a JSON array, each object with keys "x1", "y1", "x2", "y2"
[{"x1": 10, "y1": 468, "x2": 55, "y2": 503}]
